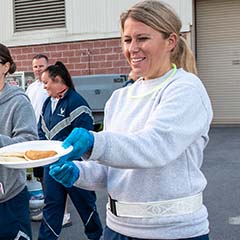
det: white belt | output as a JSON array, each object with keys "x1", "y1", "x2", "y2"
[{"x1": 108, "y1": 192, "x2": 203, "y2": 218}]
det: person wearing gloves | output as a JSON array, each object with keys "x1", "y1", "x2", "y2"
[
  {"x1": 49, "y1": 1, "x2": 213, "y2": 240},
  {"x1": 37, "y1": 61, "x2": 102, "y2": 240},
  {"x1": 0, "y1": 43, "x2": 38, "y2": 240}
]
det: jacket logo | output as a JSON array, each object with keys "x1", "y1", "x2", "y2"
[{"x1": 57, "y1": 108, "x2": 65, "y2": 117}]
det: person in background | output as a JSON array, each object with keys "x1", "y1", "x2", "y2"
[
  {"x1": 49, "y1": 1, "x2": 213, "y2": 240},
  {"x1": 26, "y1": 54, "x2": 49, "y2": 123},
  {"x1": 0, "y1": 43, "x2": 38, "y2": 240},
  {"x1": 26, "y1": 54, "x2": 49, "y2": 222},
  {"x1": 37, "y1": 61, "x2": 103, "y2": 240},
  {"x1": 26, "y1": 54, "x2": 71, "y2": 226},
  {"x1": 123, "y1": 69, "x2": 140, "y2": 87}
]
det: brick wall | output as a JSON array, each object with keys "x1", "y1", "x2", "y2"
[{"x1": 9, "y1": 38, "x2": 131, "y2": 76}]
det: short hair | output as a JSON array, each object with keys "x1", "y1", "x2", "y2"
[{"x1": 32, "y1": 54, "x2": 48, "y2": 62}]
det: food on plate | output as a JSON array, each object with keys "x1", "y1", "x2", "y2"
[
  {"x1": 0, "y1": 152, "x2": 25, "y2": 158},
  {"x1": 0, "y1": 150, "x2": 57, "y2": 162},
  {"x1": 24, "y1": 150, "x2": 57, "y2": 160},
  {"x1": 0, "y1": 156, "x2": 27, "y2": 162}
]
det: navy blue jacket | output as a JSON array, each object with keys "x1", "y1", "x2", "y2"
[{"x1": 38, "y1": 88, "x2": 94, "y2": 141}]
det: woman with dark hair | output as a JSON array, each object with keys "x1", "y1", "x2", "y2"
[
  {"x1": 37, "y1": 61, "x2": 102, "y2": 240},
  {"x1": 0, "y1": 43, "x2": 38, "y2": 239}
]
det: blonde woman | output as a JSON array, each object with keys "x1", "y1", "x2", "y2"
[{"x1": 50, "y1": 1, "x2": 212, "y2": 239}]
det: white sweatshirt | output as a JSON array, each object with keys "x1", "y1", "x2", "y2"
[{"x1": 74, "y1": 68, "x2": 213, "y2": 239}]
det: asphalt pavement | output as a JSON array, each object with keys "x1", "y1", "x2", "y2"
[
  {"x1": 31, "y1": 127, "x2": 240, "y2": 240},
  {"x1": 202, "y1": 127, "x2": 240, "y2": 240}
]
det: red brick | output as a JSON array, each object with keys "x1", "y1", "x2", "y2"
[
  {"x1": 91, "y1": 48, "x2": 100, "y2": 55},
  {"x1": 69, "y1": 70, "x2": 80, "y2": 76},
  {"x1": 91, "y1": 62, "x2": 100, "y2": 69},
  {"x1": 113, "y1": 60, "x2": 128, "y2": 68},
  {"x1": 8, "y1": 39, "x2": 131, "y2": 75},
  {"x1": 100, "y1": 48, "x2": 114, "y2": 54},
  {"x1": 50, "y1": 52, "x2": 63, "y2": 59},
  {"x1": 65, "y1": 63, "x2": 75, "y2": 69},
  {"x1": 70, "y1": 56, "x2": 80, "y2": 62},
  {"x1": 113, "y1": 46, "x2": 122, "y2": 53},
  {"x1": 63, "y1": 51, "x2": 75, "y2": 57},
  {"x1": 33, "y1": 46, "x2": 47, "y2": 53},
  {"x1": 99, "y1": 61, "x2": 112, "y2": 68},
  {"x1": 81, "y1": 69, "x2": 91, "y2": 75},
  {"x1": 94, "y1": 41, "x2": 107, "y2": 48},
  {"x1": 56, "y1": 44, "x2": 69, "y2": 51},
  {"x1": 120, "y1": 66, "x2": 131, "y2": 74},
  {"x1": 80, "y1": 55, "x2": 90, "y2": 62},
  {"x1": 75, "y1": 63, "x2": 88, "y2": 69},
  {"x1": 80, "y1": 42, "x2": 94, "y2": 49},
  {"x1": 93, "y1": 55, "x2": 106, "y2": 62},
  {"x1": 107, "y1": 39, "x2": 121, "y2": 47},
  {"x1": 106, "y1": 54, "x2": 119, "y2": 61},
  {"x1": 69, "y1": 43, "x2": 81, "y2": 50},
  {"x1": 43, "y1": 45, "x2": 56, "y2": 52},
  {"x1": 22, "y1": 47, "x2": 33, "y2": 54},
  {"x1": 10, "y1": 48, "x2": 22, "y2": 56}
]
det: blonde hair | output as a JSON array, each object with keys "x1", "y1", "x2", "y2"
[{"x1": 120, "y1": 0, "x2": 197, "y2": 74}]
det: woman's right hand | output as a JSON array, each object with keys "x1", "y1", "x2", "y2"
[{"x1": 62, "y1": 127, "x2": 94, "y2": 160}]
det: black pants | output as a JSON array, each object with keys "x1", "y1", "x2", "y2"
[{"x1": 103, "y1": 225, "x2": 209, "y2": 240}]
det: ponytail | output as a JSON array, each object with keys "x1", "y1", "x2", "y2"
[
  {"x1": 44, "y1": 61, "x2": 75, "y2": 89},
  {"x1": 171, "y1": 36, "x2": 197, "y2": 75}
]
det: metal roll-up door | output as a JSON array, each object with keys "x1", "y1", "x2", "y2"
[{"x1": 196, "y1": 0, "x2": 240, "y2": 124}]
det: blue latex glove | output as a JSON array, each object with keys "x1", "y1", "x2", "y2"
[
  {"x1": 49, "y1": 160, "x2": 79, "y2": 188},
  {"x1": 62, "y1": 127, "x2": 94, "y2": 160}
]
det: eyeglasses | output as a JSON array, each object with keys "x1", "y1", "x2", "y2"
[{"x1": 0, "y1": 60, "x2": 4, "y2": 64}]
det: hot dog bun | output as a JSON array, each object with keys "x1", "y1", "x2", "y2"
[{"x1": 24, "y1": 150, "x2": 57, "y2": 160}]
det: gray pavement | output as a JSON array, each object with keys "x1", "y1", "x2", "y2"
[
  {"x1": 202, "y1": 127, "x2": 240, "y2": 240},
  {"x1": 31, "y1": 127, "x2": 240, "y2": 240}
]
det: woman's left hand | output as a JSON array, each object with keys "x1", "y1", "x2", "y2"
[{"x1": 49, "y1": 160, "x2": 80, "y2": 188}]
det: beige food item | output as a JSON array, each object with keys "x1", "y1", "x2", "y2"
[
  {"x1": 24, "y1": 150, "x2": 57, "y2": 160},
  {"x1": 0, "y1": 150, "x2": 57, "y2": 162},
  {"x1": 0, "y1": 152, "x2": 25, "y2": 158},
  {"x1": 0, "y1": 156, "x2": 27, "y2": 162}
]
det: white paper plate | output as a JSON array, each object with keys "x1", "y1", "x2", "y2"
[{"x1": 0, "y1": 140, "x2": 73, "y2": 169}]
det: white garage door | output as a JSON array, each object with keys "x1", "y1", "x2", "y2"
[{"x1": 196, "y1": 0, "x2": 240, "y2": 124}]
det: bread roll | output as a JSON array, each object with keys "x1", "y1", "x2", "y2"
[
  {"x1": 0, "y1": 156, "x2": 26, "y2": 162},
  {"x1": 0, "y1": 152, "x2": 25, "y2": 158},
  {"x1": 24, "y1": 150, "x2": 57, "y2": 160}
]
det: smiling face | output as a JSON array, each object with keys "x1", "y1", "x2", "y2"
[
  {"x1": 32, "y1": 57, "x2": 48, "y2": 81},
  {"x1": 42, "y1": 71, "x2": 68, "y2": 98},
  {"x1": 122, "y1": 18, "x2": 177, "y2": 80}
]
